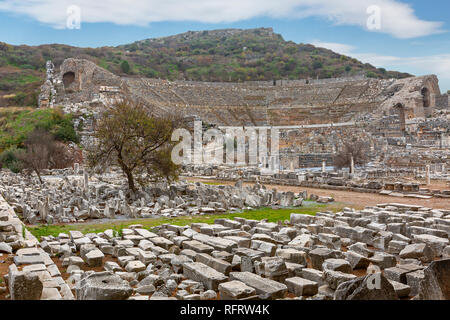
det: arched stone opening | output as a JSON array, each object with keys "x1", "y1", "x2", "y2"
[
  {"x1": 394, "y1": 103, "x2": 406, "y2": 132},
  {"x1": 63, "y1": 71, "x2": 75, "y2": 88},
  {"x1": 421, "y1": 87, "x2": 431, "y2": 117}
]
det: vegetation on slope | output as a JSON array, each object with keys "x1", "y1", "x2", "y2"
[
  {"x1": 0, "y1": 28, "x2": 412, "y2": 107},
  {"x1": 0, "y1": 107, "x2": 79, "y2": 172}
]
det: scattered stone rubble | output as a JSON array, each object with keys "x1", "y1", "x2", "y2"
[
  {"x1": 182, "y1": 164, "x2": 450, "y2": 199},
  {"x1": 40, "y1": 58, "x2": 449, "y2": 184},
  {"x1": 2, "y1": 195, "x2": 448, "y2": 300},
  {"x1": 0, "y1": 169, "x2": 306, "y2": 224}
]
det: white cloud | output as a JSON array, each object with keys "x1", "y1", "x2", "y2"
[
  {"x1": 312, "y1": 40, "x2": 450, "y2": 91},
  {"x1": 311, "y1": 41, "x2": 355, "y2": 55},
  {"x1": 0, "y1": 0, "x2": 445, "y2": 38}
]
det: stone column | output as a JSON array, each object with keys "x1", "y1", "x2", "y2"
[
  {"x1": 322, "y1": 160, "x2": 326, "y2": 173},
  {"x1": 426, "y1": 165, "x2": 431, "y2": 185},
  {"x1": 83, "y1": 170, "x2": 89, "y2": 192},
  {"x1": 350, "y1": 155, "x2": 355, "y2": 175},
  {"x1": 74, "y1": 163, "x2": 79, "y2": 175},
  {"x1": 290, "y1": 160, "x2": 294, "y2": 171}
]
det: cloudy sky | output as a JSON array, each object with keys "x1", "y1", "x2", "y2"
[{"x1": 0, "y1": 0, "x2": 449, "y2": 91}]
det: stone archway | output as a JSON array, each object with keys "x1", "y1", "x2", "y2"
[
  {"x1": 62, "y1": 71, "x2": 75, "y2": 88},
  {"x1": 421, "y1": 87, "x2": 431, "y2": 117}
]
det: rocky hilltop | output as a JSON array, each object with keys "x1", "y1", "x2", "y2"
[{"x1": 0, "y1": 27, "x2": 412, "y2": 107}]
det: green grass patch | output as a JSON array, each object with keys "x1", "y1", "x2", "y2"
[
  {"x1": 27, "y1": 202, "x2": 345, "y2": 240},
  {"x1": 0, "y1": 107, "x2": 79, "y2": 151},
  {"x1": 0, "y1": 74, "x2": 41, "y2": 86},
  {"x1": 199, "y1": 181, "x2": 228, "y2": 186}
]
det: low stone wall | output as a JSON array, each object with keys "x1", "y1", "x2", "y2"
[
  {"x1": 0, "y1": 195, "x2": 72, "y2": 300},
  {"x1": 0, "y1": 195, "x2": 38, "y2": 248}
]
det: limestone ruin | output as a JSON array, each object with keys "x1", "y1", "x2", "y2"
[{"x1": 0, "y1": 57, "x2": 448, "y2": 301}]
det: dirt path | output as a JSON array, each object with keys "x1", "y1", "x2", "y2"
[
  {"x1": 0, "y1": 253, "x2": 11, "y2": 299},
  {"x1": 185, "y1": 178, "x2": 450, "y2": 210}
]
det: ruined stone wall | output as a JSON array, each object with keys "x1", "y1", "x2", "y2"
[
  {"x1": 436, "y1": 94, "x2": 449, "y2": 110},
  {"x1": 50, "y1": 59, "x2": 441, "y2": 128},
  {"x1": 40, "y1": 59, "x2": 448, "y2": 172},
  {"x1": 124, "y1": 77, "x2": 394, "y2": 126}
]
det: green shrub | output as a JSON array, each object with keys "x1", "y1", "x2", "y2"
[
  {"x1": 53, "y1": 121, "x2": 79, "y2": 142},
  {"x1": 0, "y1": 147, "x2": 22, "y2": 173},
  {"x1": 12, "y1": 92, "x2": 27, "y2": 105},
  {"x1": 366, "y1": 71, "x2": 378, "y2": 78},
  {"x1": 120, "y1": 60, "x2": 130, "y2": 73}
]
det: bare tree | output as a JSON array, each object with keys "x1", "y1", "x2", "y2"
[
  {"x1": 333, "y1": 138, "x2": 370, "y2": 172},
  {"x1": 16, "y1": 128, "x2": 73, "y2": 183},
  {"x1": 87, "y1": 99, "x2": 181, "y2": 193}
]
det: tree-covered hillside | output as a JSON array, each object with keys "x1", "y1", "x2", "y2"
[{"x1": 0, "y1": 28, "x2": 413, "y2": 107}]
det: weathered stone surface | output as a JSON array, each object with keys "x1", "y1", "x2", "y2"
[
  {"x1": 318, "y1": 233, "x2": 341, "y2": 250},
  {"x1": 285, "y1": 277, "x2": 318, "y2": 296},
  {"x1": 8, "y1": 264, "x2": 43, "y2": 300},
  {"x1": 183, "y1": 240, "x2": 214, "y2": 254},
  {"x1": 0, "y1": 242, "x2": 12, "y2": 253},
  {"x1": 256, "y1": 257, "x2": 288, "y2": 282},
  {"x1": 369, "y1": 252, "x2": 397, "y2": 269},
  {"x1": 76, "y1": 271, "x2": 133, "y2": 300},
  {"x1": 125, "y1": 260, "x2": 146, "y2": 273},
  {"x1": 250, "y1": 240, "x2": 276, "y2": 256},
  {"x1": 388, "y1": 280, "x2": 411, "y2": 298},
  {"x1": 344, "y1": 251, "x2": 370, "y2": 269},
  {"x1": 276, "y1": 248, "x2": 307, "y2": 265},
  {"x1": 193, "y1": 234, "x2": 237, "y2": 253},
  {"x1": 308, "y1": 247, "x2": 337, "y2": 270},
  {"x1": 399, "y1": 243, "x2": 434, "y2": 262},
  {"x1": 334, "y1": 273, "x2": 398, "y2": 300},
  {"x1": 183, "y1": 262, "x2": 228, "y2": 290},
  {"x1": 196, "y1": 253, "x2": 232, "y2": 275},
  {"x1": 104, "y1": 261, "x2": 122, "y2": 272},
  {"x1": 322, "y1": 258, "x2": 352, "y2": 274},
  {"x1": 13, "y1": 254, "x2": 45, "y2": 265},
  {"x1": 384, "y1": 264, "x2": 423, "y2": 284},
  {"x1": 138, "y1": 250, "x2": 157, "y2": 265},
  {"x1": 69, "y1": 256, "x2": 85, "y2": 266},
  {"x1": 323, "y1": 270, "x2": 356, "y2": 290},
  {"x1": 406, "y1": 270, "x2": 425, "y2": 296},
  {"x1": 218, "y1": 280, "x2": 257, "y2": 300},
  {"x1": 301, "y1": 268, "x2": 324, "y2": 285},
  {"x1": 288, "y1": 234, "x2": 315, "y2": 248},
  {"x1": 418, "y1": 259, "x2": 450, "y2": 300},
  {"x1": 171, "y1": 255, "x2": 194, "y2": 273},
  {"x1": 84, "y1": 249, "x2": 104, "y2": 267},
  {"x1": 41, "y1": 287, "x2": 62, "y2": 300},
  {"x1": 230, "y1": 272, "x2": 287, "y2": 299},
  {"x1": 136, "y1": 285, "x2": 156, "y2": 295},
  {"x1": 443, "y1": 246, "x2": 450, "y2": 259},
  {"x1": 348, "y1": 242, "x2": 373, "y2": 258},
  {"x1": 149, "y1": 237, "x2": 174, "y2": 250},
  {"x1": 412, "y1": 234, "x2": 449, "y2": 257}
]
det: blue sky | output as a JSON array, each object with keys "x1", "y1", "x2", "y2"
[{"x1": 0, "y1": 0, "x2": 449, "y2": 91}]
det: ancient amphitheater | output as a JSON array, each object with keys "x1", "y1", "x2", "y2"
[
  {"x1": 0, "y1": 58, "x2": 447, "y2": 301},
  {"x1": 41, "y1": 58, "x2": 449, "y2": 171}
]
